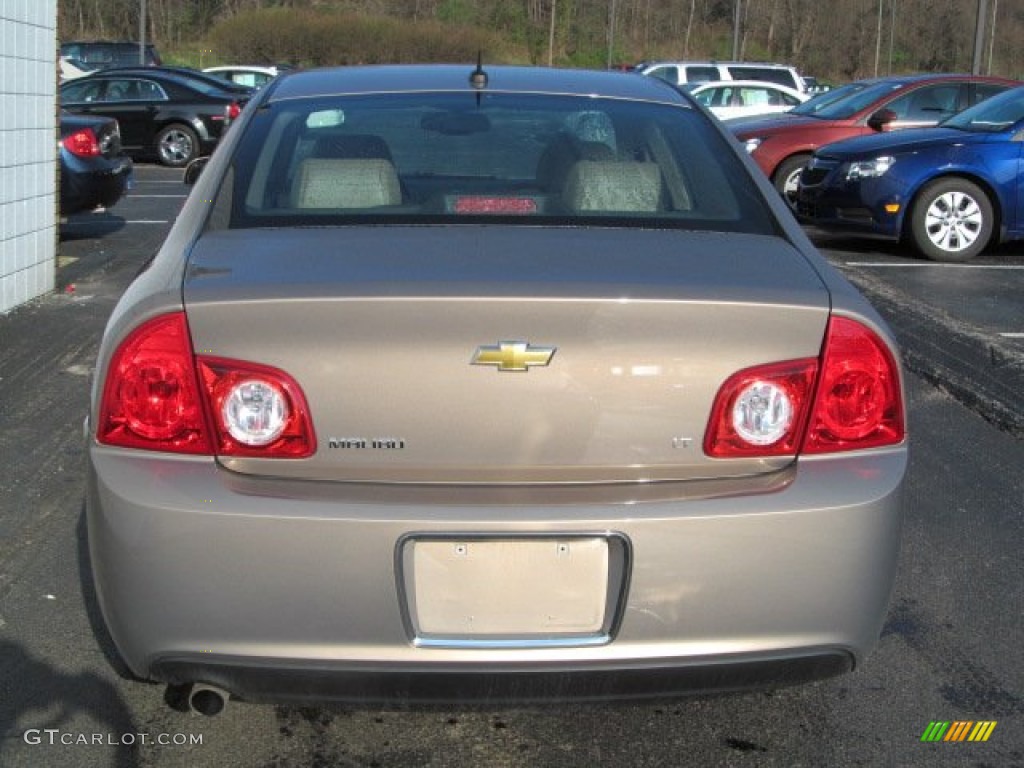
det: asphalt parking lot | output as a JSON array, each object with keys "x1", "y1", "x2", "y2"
[
  {"x1": 0, "y1": 163, "x2": 1021, "y2": 768},
  {"x1": 809, "y1": 228, "x2": 1024, "y2": 438}
]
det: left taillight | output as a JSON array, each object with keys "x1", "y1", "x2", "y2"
[
  {"x1": 62, "y1": 127, "x2": 101, "y2": 158},
  {"x1": 197, "y1": 357, "x2": 315, "y2": 458},
  {"x1": 226, "y1": 102, "x2": 241, "y2": 121},
  {"x1": 98, "y1": 313, "x2": 211, "y2": 454},
  {"x1": 97, "y1": 312, "x2": 315, "y2": 458}
]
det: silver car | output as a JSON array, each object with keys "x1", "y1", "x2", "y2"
[{"x1": 85, "y1": 65, "x2": 907, "y2": 714}]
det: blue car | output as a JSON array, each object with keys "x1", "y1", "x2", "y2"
[
  {"x1": 59, "y1": 110, "x2": 133, "y2": 216},
  {"x1": 797, "y1": 85, "x2": 1024, "y2": 261}
]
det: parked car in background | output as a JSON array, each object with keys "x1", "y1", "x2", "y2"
[
  {"x1": 801, "y1": 76, "x2": 833, "y2": 95},
  {"x1": 59, "y1": 40, "x2": 161, "y2": 70},
  {"x1": 203, "y1": 65, "x2": 289, "y2": 89},
  {"x1": 686, "y1": 80, "x2": 808, "y2": 121},
  {"x1": 729, "y1": 73, "x2": 1019, "y2": 211},
  {"x1": 86, "y1": 64, "x2": 906, "y2": 712},
  {"x1": 797, "y1": 85, "x2": 1024, "y2": 262},
  {"x1": 59, "y1": 110, "x2": 132, "y2": 216},
  {"x1": 105, "y1": 65, "x2": 257, "y2": 98},
  {"x1": 638, "y1": 60, "x2": 807, "y2": 94},
  {"x1": 59, "y1": 67, "x2": 250, "y2": 167}
]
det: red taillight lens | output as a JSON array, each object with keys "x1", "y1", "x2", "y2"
[
  {"x1": 704, "y1": 316, "x2": 904, "y2": 458},
  {"x1": 97, "y1": 313, "x2": 315, "y2": 458},
  {"x1": 62, "y1": 127, "x2": 101, "y2": 158},
  {"x1": 197, "y1": 357, "x2": 315, "y2": 458},
  {"x1": 226, "y1": 102, "x2": 241, "y2": 121},
  {"x1": 704, "y1": 359, "x2": 818, "y2": 457},
  {"x1": 803, "y1": 316, "x2": 904, "y2": 453},
  {"x1": 98, "y1": 313, "x2": 211, "y2": 453}
]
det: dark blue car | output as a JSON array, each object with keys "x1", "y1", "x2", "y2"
[
  {"x1": 797, "y1": 85, "x2": 1024, "y2": 261},
  {"x1": 60, "y1": 110, "x2": 133, "y2": 216}
]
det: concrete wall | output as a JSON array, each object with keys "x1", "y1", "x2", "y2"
[{"x1": 0, "y1": 1, "x2": 57, "y2": 314}]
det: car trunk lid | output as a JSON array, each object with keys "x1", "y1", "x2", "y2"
[{"x1": 184, "y1": 226, "x2": 830, "y2": 484}]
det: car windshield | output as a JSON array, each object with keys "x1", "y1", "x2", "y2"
[
  {"x1": 792, "y1": 81, "x2": 903, "y2": 119},
  {"x1": 940, "y1": 86, "x2": 1024, "y2": 133},
  {"x1": 789, "y1": 81, "x2": 865, "y2": 115},
  {"x1": 217, "y1": 91, "x2": 777, "y2": 235}
]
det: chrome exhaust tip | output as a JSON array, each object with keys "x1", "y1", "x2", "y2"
[{"x1": 187, "y1": 683, "x2": 229, "y2": 717}]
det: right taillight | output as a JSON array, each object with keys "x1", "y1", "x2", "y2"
[
  {"x1": 705, "y1": 315, "x2": 904, "y2": 458},
  {"x1": 62, "y1": 127, "x2": 101, "y2": 158},
  {"x1": 802, "y1": 315, "x2": 904, "y2": 453}
]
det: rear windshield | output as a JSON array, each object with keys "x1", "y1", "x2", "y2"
[{"x1": 215, "y1": 91, "x2": 777, "y2": 235}]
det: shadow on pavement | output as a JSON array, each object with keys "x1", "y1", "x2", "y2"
[
  {"x1": 0, "y1": 637, "x2": 139, "y2": 768},
  {"x1": 59, "y1": 213, "x2": 127, "y2": 242}
]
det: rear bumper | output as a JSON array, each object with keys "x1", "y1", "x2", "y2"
[
  {"x1": 60, "y1": 154, "x2": 132, "y2": 215},
  {"x1": 86, "y1": 444, "x2": 905, "y2": 703},
  {"x1": 154, "y1": 651, "x2": 853, "y2": 705}
]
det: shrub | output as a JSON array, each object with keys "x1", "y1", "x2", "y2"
[{"x1": 206, "y1": 9, "x2": 518, "y2": 68}]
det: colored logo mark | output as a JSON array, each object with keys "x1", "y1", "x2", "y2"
[{"x1": 921, "y1": 721, "x2": 997, "y2": 742}]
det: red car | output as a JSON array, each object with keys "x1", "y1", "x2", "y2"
[{"x1": 727, "y1": 73, "x2": 1019, "y2": 210}]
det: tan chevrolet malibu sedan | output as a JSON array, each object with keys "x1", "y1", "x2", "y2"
[{"x1": 85, "y1": 63, "x2": 906, "y2": 715}]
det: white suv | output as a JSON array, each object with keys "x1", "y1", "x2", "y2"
[{"x1": 639, "y1": 60, "x2": 806, "y2": 94}]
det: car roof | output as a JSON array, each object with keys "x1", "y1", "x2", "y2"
[
  {"x1": 690, "y1": 79, "x2": 805, "y2": 93},
  {"x1": 266, "y1": 64, "x2": 690, "y2": 105},
  {"x1": 89, "y1": 66, "x2": 255, "y2": 91},
  {"x1": 204, "y1": 65, "x2": 280, "y2": 74},
  {"x1": 851, "y1": 72, "x2": 1016, "y2": 86},
  {"x1": 643, "y1": 60, "x2": 795, "y2": 68}
]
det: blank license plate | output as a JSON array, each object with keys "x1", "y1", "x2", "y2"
[{"x1": 407, "y1": 538, "x2": 609, "y2": 637}]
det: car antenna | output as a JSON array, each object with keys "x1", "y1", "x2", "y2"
[{"x1": 469, "y1": 52, "x2": 487, "y2": 89}]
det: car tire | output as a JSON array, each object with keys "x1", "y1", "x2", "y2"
[
  {"x1": 155, "y1": 123, "x2": 199, "y2": 168},
  {"x1": 908, "y1": 178, "x2": 994, "y2": 262},
  {"x1": 772, "y1": 154, "x2": 811, "y2": 212}
]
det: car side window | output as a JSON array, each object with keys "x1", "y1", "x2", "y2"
[
  {"x1": 888, "y1": 85, "x2": 960, "y2": 122},
  {"x1": 230, "y1": 72, "x2": 269, "y2": 88},
  {"x1": 972, "y1": 83, "x2": 1009, "y2": 106},
  {"x1": 61, "y1": 80, "x2": 104, "y2": 103},
  {"x1": 727, "y1": 66, "x2": 798, "y2": 91},
  {"x1": 684, "y1": 66, "x2": 719, "y2": 84},
  {"x1": 648, "y1": 66, "x2": 678, "y2": 84},
  {"x1": 137, "y1": 80, "x2": 167, "y2": 100},
  {"x1": 741, "y1": 87, "x2": 769, "y2": 106},
  {"x1": 103, "y1": 79, "x2": 133, "y2": 102}
]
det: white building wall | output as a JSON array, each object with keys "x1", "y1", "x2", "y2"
[{"x1": 0, "y1": 1, "x2": 57, "y2": 314}]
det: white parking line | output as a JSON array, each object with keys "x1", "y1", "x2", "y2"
[
  {"x1": 999, "y1": 332, "x2": 1024, "y2": 338},
  {"x1": 129, "y1": 194, "x2": 188, "y2": 198},
  {"x1": 846, "y1": 261, "x2": 1024, "y2": 269}
]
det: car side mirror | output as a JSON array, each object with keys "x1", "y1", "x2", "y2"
[
  {"x1": 867, "y1": 108, "x2": 897, "y2": 132},
  {"x1": 183, "y1": 156, "x2": 210, "y2": 186}
]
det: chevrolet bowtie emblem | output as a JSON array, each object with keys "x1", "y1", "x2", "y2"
[{"x1": 471, "y1": 341, "x2": 556, "y2": 372}]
